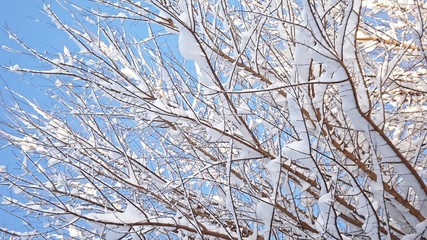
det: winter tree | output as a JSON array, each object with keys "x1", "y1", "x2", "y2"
[{"x1": 0, "y1": 0, "x2": 426, "y2": 239}]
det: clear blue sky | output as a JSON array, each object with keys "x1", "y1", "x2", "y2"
[
  {"x1": 0, "y1": 0, "x2": 148, "y2": 234},
  {"x1": 0, "y1": 1, "x2": 146, "y2": 234},
  {"x1": 0, "y1": 0, "x2": 73, "y2": 233},
  {"x1": 0, "y1": 0, "x2": 68, "y2": 100}
]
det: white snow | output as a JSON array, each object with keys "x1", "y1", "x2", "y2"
[
  {"x1": 48, "y1": 158, "x2": 60, "y2": 167},
  {"x1": 63, "y1": 46, "x2": 71, "y2": 57},
  {"x1": 68, "y1": 225, "x2": 82, "y2": 238},
  {"x1": 256, "y1": 199, "x2": 274, "y2": 238},
  {"x1": 178, "y1": 26, "x2": 202, "y2": 62},
  {"x1": 2, "y1": 45, "x2": 18, "y2": 52},
  {"x1": 85, "y1": 203, "x2": 146, "y2": 224},
  {"x1": 120, "y1": 66, "x2": 141, "y2": 81},
  {"x1": 267, "y1": 157, "x2": 281, "y2": 195},
  {"x1": 9, "y1": 64, "x2": 21, "y2": 71}
]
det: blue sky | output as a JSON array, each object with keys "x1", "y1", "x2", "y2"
[
  {"x1": 0, "y1": 0, "x2": 70, "y2": 233},
  {"x1": 0, "y1": 1, "x2": 148, "y2": 234},
  {"x1": 0, "y1": 0, "x2": 67, "y2": 102}
]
